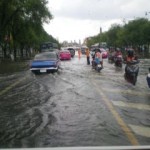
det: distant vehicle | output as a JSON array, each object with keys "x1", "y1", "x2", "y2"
[
  {"x1": 40, "y1": 42, "x2": 59, "y2": 53},
  {"x1": 61, "y1": 47, "x2": 75, "y2": 57},
  {"x1": 81, "y1": 46, "x2": 87, "y2": 54},
  {"x1": 59, "y1": 50, "x2": 71, "y2": 60},
  {"x1": 100, "y1": 48, "x2": 108, "y2": 58},
  {"x1": 90, "y1": 48, "x2": 108, "y2": 59},
  {"x1": 114, "y1": 55, "x2": 123, "y2": 67},
  {"x1": 30, "y1": 52, "x2": 60, "y2": 74},
  {"x1": 108, "y1": 52, "x2": 115, "y2": 63},
  {"x1": 91, "y1": 42, "x2": 107, "y2": 49},
  {"x1": 66, "y1": 47, "x2": 75, "y2": 57}
]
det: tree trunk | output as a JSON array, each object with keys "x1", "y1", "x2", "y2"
[
  {"x1": 21, "y1": 48, "x2": 23, "y2": 58},
  {"x1": 25, "y1": 47, "x2": 28, "y2": 58},
  {"x1": 13, "y1": 45, "x2": 17, "y2": 61},
  {"x1": 3, "y1": 46, "x2": 7, "y2": 58}
]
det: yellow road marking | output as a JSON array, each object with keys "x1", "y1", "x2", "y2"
[
  {"x1": 0, "y1": 77, "x2": 27, "y2": 96},
  {"x1": 112, "y1": 101, "x2": 150, "y2": 111},
  {"x1": 128, "y1": 124, "x2": 150, "y2": 138},
  {"x1": 92, "y1": 80, "x2": 139, "y2": 145}
]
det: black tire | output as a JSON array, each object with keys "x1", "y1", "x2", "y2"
[
  {"x1": 124, "y1": 73, "x2": 127, "y2": 80},
  {"x1": 47, "y1": 70, "x2": 51, "y2": 74},
  {"x1": 119, "y1": 63, "x2": 122, "y2": 67},
  {"x1": 55, "y1": 68, "x2": 58, "y2": 72},
  {"x1": 132, "y1": 75, "x2": 137, "y2": 85},
  {"x1": 96, "y1": 65, "x2": 101, "y2": 72},
  {"x1": 32, "y1": 70, "x2": 40, "y2": 75},
  {"x1": 115, "y1": 62, "x2": 119, "y2": 67}
]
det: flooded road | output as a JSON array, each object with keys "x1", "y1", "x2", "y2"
[{"x1": 0, "y1": 53, "x2": 150, "y2": 148}]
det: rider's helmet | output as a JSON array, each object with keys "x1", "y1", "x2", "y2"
[{"x1": 127, "y1": 49, "x2": 134, "y2": 57}]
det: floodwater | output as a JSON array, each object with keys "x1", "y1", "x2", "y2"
[{"x1": 0, "y1": 53, "x2": 150, "y2": 148}]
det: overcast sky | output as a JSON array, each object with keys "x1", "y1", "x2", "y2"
[{"x1": 43, "y1": 0, "x2": 150, "y2": 43}]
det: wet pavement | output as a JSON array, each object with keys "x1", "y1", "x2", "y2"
[{"x1": 0, "y1": 53, "x2": 150, "y2": 148}]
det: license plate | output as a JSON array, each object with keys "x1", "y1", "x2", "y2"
[
  {"x1": 40, "y1": 69, "x2": 46, "y2": 73},
  {"x1": 98, "y1": 64, "x2": 101, "y2": 67}
]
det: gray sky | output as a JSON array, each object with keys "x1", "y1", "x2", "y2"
[{"x1": 43, "y1": 0, "x2": 150, "y2": 43}]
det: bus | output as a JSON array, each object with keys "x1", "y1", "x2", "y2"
[{"x1": 40, "y1": 42, "x2": 59, "y2": 53}]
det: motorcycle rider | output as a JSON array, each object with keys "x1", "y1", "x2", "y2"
[
  {"x1": 108, "y1": 48, "x2": 115, "y2": 62},
  {"x1": 114, "y1": 48, "x2": 122, "y2": 57},
  {"x1": 125, "y1": 48, "x2": 138, "y2": 74},
  {"x1": 85, "y1": 48, "x2": 90, "y2": 65},
  {"x1": 92, "y1": 48, "x2": 103, "y2": 68},
  {"x1": 125, "y1": 48, "x2": 138, "y2": 63},
  {"x1": 114, "y1": 48, "x2": 122, "y2": 63}
]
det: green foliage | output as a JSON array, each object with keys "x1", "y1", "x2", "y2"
[
  {"x1": 0, "y1": 0, "x2": 58, "y2": 60},
  {"x1": 86, "y1": 18, "x2": 150, "y2": 49}
]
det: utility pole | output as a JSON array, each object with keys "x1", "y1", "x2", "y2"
[
  {"x1": 145, "y1": 11, "x2": 150, "y2": 19},
  {"x1": 100, "y1": 27, "x2": 102, "y2": 34}
]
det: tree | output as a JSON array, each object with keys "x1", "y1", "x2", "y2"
[
  {"x1": 106, "y1": 24, "x2": 122, "y2": 47},
  {"x1": 86, "y1": 17, "x2": 150, "y2": 55},
  {"x1": 0, "y1": 0, "x2": 57, "y2": 60}
]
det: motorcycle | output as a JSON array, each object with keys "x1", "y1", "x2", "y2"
[
  {"x1": 124, "y1": 60, "x2": 139, "y2": 85},
  {"x1": 114, "y1": 55, "x2": 123, "y2": 67},
  {"x1": 108, "y1": 53, "x2": 115, "y2": 63},
  {"x1": 146, "y1": 68, "x2": 150, "y2": 88},
  {"x1": 92, "y1": 59, "x2": 103, "y2": 72},
  {"x1": 96, "y1": 63, "x2": 103, "y2": 72}
]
